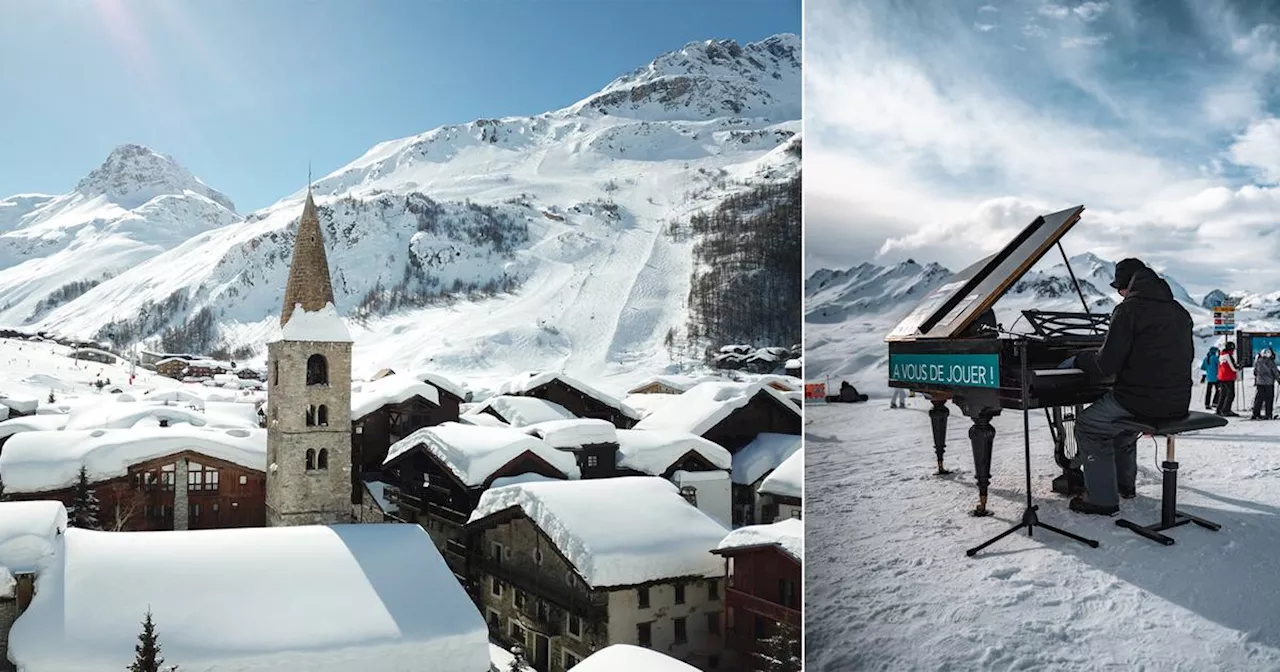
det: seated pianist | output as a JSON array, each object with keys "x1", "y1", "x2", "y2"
[{"x1": 1057, "y1": 259, "x2": 1194, "y2": 516}]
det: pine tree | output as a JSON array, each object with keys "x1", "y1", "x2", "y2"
[
  {"x1": 68, "y1": 465, "x2": 101, "y2": 530},
  {"x1": 128, "y1": 608, "x2": 178, "y2": 671},
  {"x1": 753, "y1": 622, "x2": 802, "y2": 672}
]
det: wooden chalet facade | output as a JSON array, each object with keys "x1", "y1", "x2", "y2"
[
  {"x1": 508, "y1": 377, "x2": 639, "y2": 429},
  {"x1": 467, "y1": 509, "x2": 728, "y2": 672},
  {"x1": 381, "y1": 442, "x2": 571, "y2": 580},
  {"x1": 703, "y1": 390, "x2": 801, "y2": 455},
  {"x1": 155, "y1": 358, "x2": 189, "y2": 380},
  {"x1": 352, "y1": 393, "x2": 461, "y2": 476},
  {"x1": 6, "y1": 451, "x2": 265, "y2": 531},
  {"x1": 712, "y1": 538, "x2": 801, "y2": 671}
]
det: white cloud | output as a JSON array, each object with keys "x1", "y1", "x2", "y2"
[
  {"x1": 1228, "y1": 118, "x2": 1280, "y2": 184},
  {"x1": 1039, "y1": 3, "x2": 1071, "y2": 20},
  {"x1": 1232, "y1": 23, "x2": 1280, "y2": 71},
  {"x1": 1061, "y1": 33, "x2": 1111, "y2": 48},
  {"x1": 975, "y1": 22, "x2": 997, "y2": 32},
  {"x1": 978, "y1": 4, "x2": 999, "y2": 12},
  {"x1": 1073, "y1": 1, "x2": 1110, "y2": 22}
]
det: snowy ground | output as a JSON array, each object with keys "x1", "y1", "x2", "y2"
[
  {"x1": 804, "y1": 395, "x2": 1280, "y2": 671},
  {"x1": 0, "y1": 337, "x2": 194, "y2": 406}
]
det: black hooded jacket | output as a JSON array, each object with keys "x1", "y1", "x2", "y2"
[{"x1": 1076, "y1": 267, "x2": 1194, "y2": 419}]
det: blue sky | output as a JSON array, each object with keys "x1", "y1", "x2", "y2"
[
  {"x1": 806, "y1": 0, "x2": 1280, "y2": 294},
  {"x1": 0, "y1": 0, "x2": 799, "y2": 212}
]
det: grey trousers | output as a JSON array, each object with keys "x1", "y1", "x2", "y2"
[{"x1": 1073, "y1": 392, "x2": 1140, "y2": 507}]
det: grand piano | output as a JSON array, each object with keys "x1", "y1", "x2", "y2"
[{"x1": 885, "y1": 205, "x2": 1114, "y2": 516}]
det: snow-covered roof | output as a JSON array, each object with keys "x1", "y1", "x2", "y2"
[
  {"x1": 0, "y1": 395, "x2": 39, "y2": 414},
  {"x1": 408, "y1": 369, "x2": 468, "y2": 400},
  {"x1": 0, "y1": 501, "x2": 66, "y2": 577},
  {"x1": 384, "y1": 422, "x2": 580, "y2": 487},
  {"x1": 759, "y1": 447, "x2": 802, "y2": 499},
  {"x1": 61, "y1": 401, "x2": 256, "y2": 431},
  {"x1": 139, "y1": 387, "x2": 206, "y2": 409},
  {"x1": 468, "y1": 395, "x2": 576, "y2": 427},
  {"x1": 622, "y1": 392, "x2": 678, "y2": 418},
  {"x1": 523, "y1": 418, "x2": 618, "y2": 448},
  {"x1": 572, "y1": 644, "x2": 701, "y2": 672},
  {"x1": 352, "y1": 373, "x2": 441, "y2": 420},
  {"x1": 457, "y1": 413, "x2": 510, "y2": 428},
  {"x1": 732, "y1": 433, "x2": 801, "y2": 485},
  {"x1": 615, "y1": 429, "x2": 732, "y2": 475},
  {"x1": 469, "y1": 477, "x2": 728, "y2": 588},
  {"x1": 633, "y1": 382, "x2": 799, "y2": 436},
  {"x1": 7, "y1": 524, "x2": 491, "y2": 672},
  {"x1": 0, "y1": 413, "x2": 69, "y2": 440},
  {"x1": 715, "y1": 518, "x2": 803, "y2": 562},
  {"x1": 155, "y1": 357, "x2": 189, "y2": 366},
  {"x1": 626, "y1": 375, "x2": 713, "y2": 394},
  {"x1": 270, "y1": 301, "x2": 353, "y2": 343},
  {"x1": 499, "y1": 371, "x2": 640, "y2": 420},
  {"x1": 0, "y1": 426, "x2": 267, "y2": 493},
  {"x1": 754, "y1": 374, "x2": 803, "y2": 391}
]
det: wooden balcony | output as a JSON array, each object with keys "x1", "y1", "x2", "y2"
[
  {"x1": 477, "y1": 557, "x2": 606, "y2": 620},
  {"x1": 726, "y1": 587, "x2": 801, "y2": 627}
]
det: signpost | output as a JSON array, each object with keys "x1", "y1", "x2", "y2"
[
  {"x1": 888, "y1": 353, "x2": 1000, "y2": 389},
  {"x1": 1214, "y1": 306, "x2": 1236, "y2": 334}
]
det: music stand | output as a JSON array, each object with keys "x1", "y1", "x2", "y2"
[{"x1": 966, "y1": 336, "x2": 1099, "y2": 557}]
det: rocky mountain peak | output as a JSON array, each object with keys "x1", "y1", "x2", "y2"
[{"x1": 74, "y1": 144, "x2": 236, "y2": 213}]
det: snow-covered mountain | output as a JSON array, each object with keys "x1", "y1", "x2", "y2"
[
  {"x1": 805, "y1": 252, "x2": 1225, "y2": 390},
  {"x1": 5, "y1": 34, "x2": 800, "y2": 390}
]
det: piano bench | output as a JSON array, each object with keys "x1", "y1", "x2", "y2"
[{"x1": 1112, "y1": 411, "x2": 1228, "y2": 546}]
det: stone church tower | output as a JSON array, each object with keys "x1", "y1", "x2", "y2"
[{"x1": 265, "y1": 188, "x2": 354, "y2": 526}]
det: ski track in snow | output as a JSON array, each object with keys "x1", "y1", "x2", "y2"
[{"x1": 805, "y1": 401, "x2": 1280, "y2": 671}]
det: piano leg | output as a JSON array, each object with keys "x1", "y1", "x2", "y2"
[
  {"x1": 929, "y1": 399, "x2": 952, "y2": 475},
  {"x1": 969, "y1": 412, "x2": 997, "y2": 517}
]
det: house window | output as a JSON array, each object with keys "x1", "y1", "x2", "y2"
[
  {"x1": 192, "y1": 503, "x2": 201, "y2": 520},
  {"x1": 637, "y1": 587, "x2": 650, "y2": 609},
  {"x1": 490, "y1": 576, "x2": 503, "y2": 597},
  {"x1": 211, "y1": 502, "x2": 220, "y2": 522},
  {"x1": 637, "y1": 622, "x2": 652, "y2": 648},
  {"x1": 586, "y1": 455, "x2": 598, "y2": 468},
  {"x1": 534, "y1": 548, "x2": 543, "y2": 565},
  {"x1": 674, "y1": 583, "x2": 685, "y2": 605},
  {"x1": 306, "y1": 354, "x2": 328, "y2": 386},
  {"x1": 317, "y1": 449, "x2": 328, "y2": 470},
  {"x1": 272, "y1": 360, "x2": 278, "y2": 386},
  {"x1": 160, "y1": 465, "x2": 175, "y2": 491},
  {"x1": 317, "y1": 404, "x2": 328, "y2": 426},
  {"x1": 673, "y1": 617, "x2": 687, "y2": 645},
  {"x1": 491, "y1": 542, "x2": 504, "y2": 564},
  {"x1": 509, "y1": 623, "x2": 526, "y2": 648},
  {"x1": 707, "y1": 611, "x2": 721, "y2": 635},
  {"x1": 514, "y1": 590, "x2": 526, "y2": 609},
  {"x1": 779, "y1": 579, "x2": 796, "y2": 609},
  {"x1": 206, "y1": 469, "x2": 219, "y2": 491},
  {"x1": 239, "y1": 475, "x2": 248, "y2": 485},
  {"x1": 306, "y1": 405, "x2": 316, "y2": 426},
  {"x1": 487, "y1": 610, "x2": 500, "y2": 629},
  {"x1": 306, "y1": 449, "x2": 316, "y2": 470},
  {"x1": 708, "y1": 580, "x2": 720, "y2": 601},
  {"x1": 563, "y1": 651, "x2": 580, "y2": 669},
  {"x1": 568, "y1": 613, "x2": 582, "y2": 638}
]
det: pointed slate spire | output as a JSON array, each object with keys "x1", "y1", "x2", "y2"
[{"x1": 280, "y1": 186, "x2": 336, "y2": 326}]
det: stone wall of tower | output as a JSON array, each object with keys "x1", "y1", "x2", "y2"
[{"x1": 266, "y1": 338, "x2": 354, "y2": 526}]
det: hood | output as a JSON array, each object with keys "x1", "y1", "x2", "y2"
[{"x1": 1124, "y1": 267, "x2": 1174, "y2": 302}]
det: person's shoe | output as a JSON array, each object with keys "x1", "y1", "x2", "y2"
[
  {"x1": 1069, "y1": 497, "x2": 1119, "y2": 516},
  {"x1": 1120, "y1": 487, "x2": 1136, "y2": 499},
  {"x1": 1225, "y1": 411, "x2": 1241, "y2": 417}
]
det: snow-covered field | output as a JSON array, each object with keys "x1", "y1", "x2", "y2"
[{"x1": 804, "y1": 398, "x2": 1280, "y2": 670}]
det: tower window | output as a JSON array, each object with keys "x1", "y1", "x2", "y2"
[
  {"x1": 306, "y1": 405, "x2": 316, "y2": 426},
  {"x1": 318, "y1": 404, "x2": 328, "y2": 426},
  {"x1": 306, "y1": 449, "x2": 316, "y2": 471},
  {"x1": 317, "y1": 449, "x2": 328, "y2": 470},
  {"x1": 306, "y1": 354, "x2": 328, "y2": 386},
  {"x1": 272, "y1": 360, "x2": 278, "y2": 386}
]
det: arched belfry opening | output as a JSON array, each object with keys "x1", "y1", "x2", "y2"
[{"x1": 307, "y1": 354, "x2": 328, "y2": 386}]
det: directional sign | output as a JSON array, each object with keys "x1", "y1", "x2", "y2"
[{"x1": 1214, "y1": 306, "x2": 1236, "y2": 334}]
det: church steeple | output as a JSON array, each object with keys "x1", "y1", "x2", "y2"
[{"x1": 280, "y1": 186, "x2": 336, "y2": 326}]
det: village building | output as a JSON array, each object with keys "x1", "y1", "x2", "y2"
[
  {"x1": 0, "y1": 501, "x2": 64, "y2": 672},
  {"x1": 469, "y1": 395, "x2": 578, "y2": 427},
  {"x1": 755, "y1": 449, "x2": 801, "y2": 524},
  {"x1": 236, "y1": 366, "x2": 265, "y2": 381},
  {"x1": 184, "y1": 359, "x2": 231, "y2": 380},
  {"x1": 3, "y1": 502, "x2": 492, "y2": 671},
  {"x1": 614, "y1": 429, "x2": 733, "y2": 527},
  {"x1": 521, "y1": 418, "x2": 620, "y2": 479},
  {"x1": 138, "y1": 349, "x2": 197, "y2": 369},
  {"x1": 499, "y1": 372, "x2": 642, "y2": 429},
  {"x1": 634, "y1": 382, "x2": 801, "y2": 457},
  {"x1": 467, "y1": 477, "x2": 730, "y2": 672},
  {"x1": 0, "y1": 425, "x2": 268, "y2": 531},
  {"x1": 265, "y1": 188, "x2": 357, "y2": 527},
  {"x1": 729, "y1": 433, "x2": 801, "y2": 527},
  {"x1": 0, "y1": 395, "x2": 36, "y2": 420},
  {"x1": 0, "y1": 414, "x2": 67, "y2": 452},
  {"x1": 380, "y1": 422, "x2": 579, "y2": 580},
  {"x1": 351, "y1": 372, "x2": 461, "y2": 476},
  {"x1": 69, "y1": 347, "x2": 119, "y2": 365},
  {"x1": 711, "y1": 519, "x2": 802, "y2": 671},
  {"x1": 626, "y1": 375, "x2": 709, "y2": 396},
  {"x1": 155, "y1": 357, "x2": 189, "y2": 380}
]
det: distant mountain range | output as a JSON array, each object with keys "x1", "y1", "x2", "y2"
[{"x1": 805, "y1": 251, "x2": 1278, "y2": 389}]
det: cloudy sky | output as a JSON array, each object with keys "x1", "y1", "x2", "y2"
[{"x1": 806, "y1": 0, "x2": 1280, "y2": 297}]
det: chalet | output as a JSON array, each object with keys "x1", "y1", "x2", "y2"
[
  {"x1": 0, "y1": 426, "x2": 268, "y2": 531},
  {"x1": 5, "y1": 515, "x2": 492, "y2": 671},
  {"x1": 730, "y1": 433, "x2": 801, "y2": 527},
  {"x1": 0, "y1": 395, "x2": 36, "y2": 418},
  {"x1": 499, "y1": 372, "x2": 642, "y2": 429},
  {"x1": 627, "y1": 375, "x2": 706, "y2": 396},
  {"x1": 753, "y1": 375, "x2": 802, "y2": 393},
  {"x1": 381, "y1": 422, "x2": 580, "y2": 579},
  {"x1": 0, "y1": 501, "x2": 64, "y2": 672},
  {"x1": 155, "y1": 357, "x2": 189, "y2": 380},
  {"x1": 185, "y1": 359, "x2": 230, "y2": 379},
  {"x1": 410, "y1": 369, "x2": 470, "y2": 409},
  {"x1": 351, "y1": 373, "x2": 460, "y2": 475},
  {"x1": 756, "y1": 449, "x2": 802, "y2": 524},
  {"x1": 711, "y1": 519, "x2": 802, "y2": 671},
  {"x1": 138, "y1": 349, "x2": 197, "y2": 369},
  {"x1": 467, "y1": 477, "x2": 730, "y2": 672},
  {"x1": 633, "y1": 383, "x2": 802, "y2": 455},
  {"x1": 522, "y1": 418, "x2": 620, "y2": 479},
  {"x1": 236, "y1": 367, "x2": 265, "y2": 381},
  {"x1": 469, "y1": 395, "x2": 577, "y2": 427},
  {"x1": 70, "y1": 347, "x2": 118, "y2": 365},
  {"x1": 615, "y1": 429, "x2": 733, "y2": 527}
]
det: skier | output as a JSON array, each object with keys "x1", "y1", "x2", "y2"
[{"x1": 1200, "y1": 346, "x2": 1220, "y2": 410}]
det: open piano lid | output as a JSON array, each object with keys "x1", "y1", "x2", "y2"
[{"x1": 885, "y1": 205, "x2": 1086, "y2": 342}]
